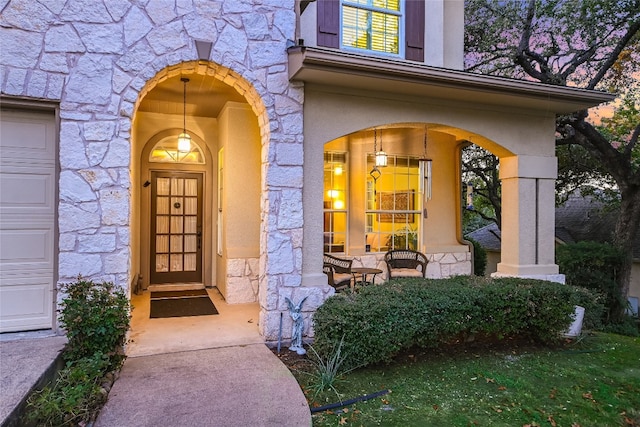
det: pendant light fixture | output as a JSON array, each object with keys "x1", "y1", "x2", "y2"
[
  {"x1": 374, "y1": 127, "x2": 388, "y2": 167},
  {"x1": 177, "y1": 77, "x2": 191, "y2": 153}
]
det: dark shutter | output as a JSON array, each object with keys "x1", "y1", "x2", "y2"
[
  {"x1": 405, "y1": 0, "x2": 425, "y2": 61},
  {"x1": 317, "y1": 0, "x2": 340, "y2": 48}
]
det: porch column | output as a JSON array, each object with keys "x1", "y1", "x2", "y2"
[
  {"x1": 301, "y1": 131, "x2": 331, "y2": 287},
  {"x1": 494, "y1": 155, "x2": 564, "y2": 283}
]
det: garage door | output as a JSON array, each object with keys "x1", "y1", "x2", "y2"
[{"x1": 0, "y1": 108, "x2": 57, "y2": 332}]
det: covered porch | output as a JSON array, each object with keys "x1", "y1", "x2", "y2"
[{"x1": 289, "y1": 46, "x2": 613, "y2": 289}]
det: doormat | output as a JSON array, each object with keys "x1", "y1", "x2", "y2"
[{"x1": 150, "y1": 290, "x2": 218, "y2": 318}]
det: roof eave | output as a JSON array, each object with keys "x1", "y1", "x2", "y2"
[{"x1": 288, "y1": 46, "x2": 615, "y2": 114}]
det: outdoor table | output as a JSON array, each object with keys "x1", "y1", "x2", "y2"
[{"x1": 351, "y1": 267, "x2": 383, "y2": 288}]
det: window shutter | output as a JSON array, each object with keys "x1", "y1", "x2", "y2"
[
  {"x1": 317, "y1": 0, "x2": 340, "y2": 48},
  {"x1": 405, "y1": 0, "x2": 425, "y2": 61}
]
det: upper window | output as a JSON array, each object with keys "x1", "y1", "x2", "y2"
[
  {"x1": 317, "y1": 0, "x2": 424, "y2": 62},
  {"x1": 341, "y1": 0, "x2": 401, "y2": 56}
]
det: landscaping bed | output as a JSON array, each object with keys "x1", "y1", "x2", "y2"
[
  {"x1": 276, "y1": 333, "x2": 640, "y2": 426},
  {"x1": 274, "y1": 276, "x2": 639, "y2": 426}
]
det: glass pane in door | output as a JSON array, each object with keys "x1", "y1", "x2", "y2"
[{"x1": 151, "y1": 172, "x2": 203, "y2": 284}]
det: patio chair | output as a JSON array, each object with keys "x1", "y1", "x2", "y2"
[
  {"x1": 384, "y1": 249, "x2": 428, "y2": 279},
  {"x1": 323, "y1": 253, "x2": 354, "y2": 291}
]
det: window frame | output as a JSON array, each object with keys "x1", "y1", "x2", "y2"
[
  {"x1": 365, "y1": 153, "x2": 422, "y2": 253},
  {"x1": 340, "y1": 0, "x2": 405, "y2": 59},
  {"x1": 323, "y1": 151, "x2": 349, "y2": 254}
]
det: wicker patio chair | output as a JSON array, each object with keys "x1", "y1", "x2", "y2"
[
  {"x1": 323, "y1": 253, "x2": 354, "y2": 291},
  {"x1": 384, "y1": 249, "x2": 428, "y2": 279}
]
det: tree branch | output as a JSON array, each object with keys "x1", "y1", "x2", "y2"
[
  {"x1": 515, "y1": 0, "x2": 550, "y2": 82},
  {"x1": 587, "y1": 19, "x2": 640, "y2": 90},
  {"x1": 623, "y1": 122, "x2": 640, "y2": 158}
]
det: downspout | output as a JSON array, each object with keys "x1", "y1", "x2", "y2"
[{"x1": 455, "y1": 140, "x2": 475, "y2": 275}]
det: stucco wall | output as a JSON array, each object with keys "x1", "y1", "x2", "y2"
[{"x1": 218, "y1": 102, "x2": 261, "y2": 303}]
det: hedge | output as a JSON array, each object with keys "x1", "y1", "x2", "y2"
[
  {"x1": 312, "y1": 276, "x2": 602, "y2": 370},
  {"x1": 556, "y1": 240, "x2": 625, "y2": 324}
]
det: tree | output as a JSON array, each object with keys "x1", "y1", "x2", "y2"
[
  {"x1": 461, "y1": 144, "x2": 500, "y2": 233},
  {"x1": 464, "y1": 0, "x2": 640, "y2": 321}
]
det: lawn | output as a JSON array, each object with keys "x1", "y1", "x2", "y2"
[{"x1": 283, "y1": 333, "x2": 640, "y2": 426}]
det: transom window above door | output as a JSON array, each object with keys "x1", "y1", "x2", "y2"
[
  {"x1": 149, "y1": 135, "x2": 205, "y2": 164},
  {"x1": 342, "y1": 0, "x2": 402, "y2": 56}
]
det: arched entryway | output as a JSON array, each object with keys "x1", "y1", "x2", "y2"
[
  {"x1": 318, "y1": 123, "x2": 496, "y2": 278},
  {"x1": 127, "y1": 62, "x2": 268, "y2": 352}
]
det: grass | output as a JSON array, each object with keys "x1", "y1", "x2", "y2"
[{"x1": 291, "y1": 333, "x2": 640, "y2": 426}]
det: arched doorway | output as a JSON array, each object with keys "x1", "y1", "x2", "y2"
[
  {"x1": 140, "y1": 130, "x2": 211, "y2": 287},
  {"x1": 132, "y1": 64, "x2": 264, "y2": 302}
]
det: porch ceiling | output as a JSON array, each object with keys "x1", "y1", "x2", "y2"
[{"x1": 288, "y1": 47, "x2": 615, "y2": 114}]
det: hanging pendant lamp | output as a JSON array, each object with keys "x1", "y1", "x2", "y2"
[
  {"x1": 177, "y1": 77, "x2": 191, "y2": 153},
  {"x1": 374, "y1": 127, "x2": 388, "y2": 167}
]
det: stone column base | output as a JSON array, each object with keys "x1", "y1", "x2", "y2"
[{"x1": 491, "y1": 271, "x2": 565, "y2": 284}]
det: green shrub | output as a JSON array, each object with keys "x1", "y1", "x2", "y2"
[
  {"x1": 466, "y1": 237, "x2": 487, "y2": 276},
  {"x1": 23, "y1": 278, "x2": 131, "y2": 426},
  {"x1": 603, "y1": 315, "x2": 640, "y2": 337},
  {"x1": 59, "y1": 278, "x2": 130, "y2": 368},
  {"x1": 556, "y1": 241, "x2": 625, "y2": 324},
  {"x1": 24, "y1": 355, "x2": 109, "y2": 426},
  {"x1": 312, "y1": 276, "x2": 602, "y2": 370}
]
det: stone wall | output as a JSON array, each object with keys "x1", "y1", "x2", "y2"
[
  {"x1": 350, "y1": 252, "x2": 473, "y2": 283},
  {"x1": 1, "y1": 0, "x2": 321, "y2": 338}
]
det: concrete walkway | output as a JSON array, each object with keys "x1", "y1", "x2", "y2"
[
  {"x1": 1, "y1": 289, "x2": 311, "y2": 426},
  {"x1": 95, "y1": 344, "x2": 311, "y2": 427},
  {"x1": 0, "y1": 333, "x2": 67, "y2": 427}
]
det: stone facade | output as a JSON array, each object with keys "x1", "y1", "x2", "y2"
[{"x1": 1, "y1": 0, "x2": 320, "y2": 340}]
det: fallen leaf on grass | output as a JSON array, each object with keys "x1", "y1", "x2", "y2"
[
  {"x1": 571, "y1": 423, "x2": 582, "y2": 427},
  {"x1": 433, "y1": 404, "x2": 439, "y2": 411},
  {"x1": 548, "y1": 415, "x2": 557, "y2": 426},
  {"x1": 582, "y1": 392, "x2": 597, "y2": 403},
  {"x1": 549, "y1": 388, "x2": 557, "y2": 399},
  {"x1": 486, "y1": 377, "x2": 496, "y2": 383},
  {"x1": 622, "y1": 414, "x2": 636, "y2": 426},
  {"x1": 339, "y1": 416, "x2": 347, "y2": 425},
  {"x1": 342, "y1": 408, "x2": 349, "y2": 413},
  {"x1": 498, "y1": 386, "x2": 507, "y2": 391}
]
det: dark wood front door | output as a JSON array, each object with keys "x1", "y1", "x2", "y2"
[{"x1": 150, "y1": 172, "x2": 203, "y2": 284}]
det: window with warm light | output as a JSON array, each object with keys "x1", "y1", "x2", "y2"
[
  {"x1": 342, "y1": 0, "x2": 401, "y2": 56},
  {"x1": 149, "y1": 136, "x2": 205, "y2": 164},
  {"x1": 365, "y1": 154, "x2": 421, "y2": 252},
  {"x1": 324, "y1": 152, "x2": 348, "y2": 253}
]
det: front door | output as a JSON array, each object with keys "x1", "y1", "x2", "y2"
[{"x1": 150, "y1": 172, "x2": 203, "y2": 284}]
